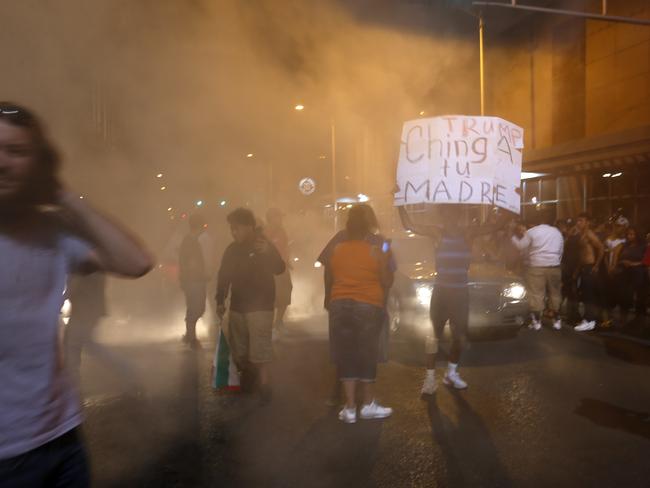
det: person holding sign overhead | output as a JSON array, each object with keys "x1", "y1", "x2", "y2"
[{"x1": 398, "y1": 206, "x2": 511, "y2": 395}]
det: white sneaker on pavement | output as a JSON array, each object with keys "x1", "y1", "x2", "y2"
[
  {"x1": 359, "y1": 401, "x2": 393, "y2": 420},
  {"x1": 553, "y1": 319, "x2": 562, "y2": 330},
  {"x1": 574, "y1": 320, "x2": 596, "y2": 332},
  {"x1": 421, "y1": 372, "x2": 437, "y2": 396},
  {"x1": 338, "y1": 407, "x2": 357, "y2": 424},
  {"x1": 529, "y1": 319, "x2": 542, "y2": 331},
  {"x1": 443, "y1": 370, "x2": 468, "y2": 389}
]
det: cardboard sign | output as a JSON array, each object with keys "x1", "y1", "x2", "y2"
[{"x1": 394, "y1": 115, "x2": 523, "y2": 214}]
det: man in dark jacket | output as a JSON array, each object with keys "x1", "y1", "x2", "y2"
[{"x1": 216, "y1": 208, "x2": 285, "y2": 404}]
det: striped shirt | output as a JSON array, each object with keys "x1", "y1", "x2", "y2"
[{"x1": 435, "y1": 234, "x2": 472, "y2": 288}]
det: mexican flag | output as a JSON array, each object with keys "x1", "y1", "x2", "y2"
[{"x1": 211, "y1": 328, "x2": 241, "y2": 392}]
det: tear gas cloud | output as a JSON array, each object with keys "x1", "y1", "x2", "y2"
[{"x1": 1, "y1": 0, "x2": 482, "y2": 339}]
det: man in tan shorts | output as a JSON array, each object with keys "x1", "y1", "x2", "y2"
[{"x1": 216, "y1": 208, "x2": 286, "y2": 405}]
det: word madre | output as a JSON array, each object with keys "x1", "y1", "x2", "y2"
[{"x1": 394, "y1": 115, "x2": 523, "y2": 214}]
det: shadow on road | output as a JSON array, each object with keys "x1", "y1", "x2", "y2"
[
  {"x1": 575, "y1": 398, "x2": 650, "y2": 441},
  {"x1": 601, "y1": 336, "x2": 650, "y2": 366},
  {"x1": 90, "y1": 348, "x2": 204, "y2": 488},
  {"x1": 426, "y1": 391, "x2": 512, "y2": 487},
  {"x1": 272, "y1": 415, "x2": 384, "y2": 488}
]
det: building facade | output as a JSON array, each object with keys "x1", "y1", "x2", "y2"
[{"x1": 484, "y1": 0, "x2": 650, "y2": 229}]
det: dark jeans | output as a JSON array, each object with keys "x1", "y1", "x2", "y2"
[
  {"x1": 578, "y1": 265, "x2": 599, "y2": 322},
  {"x1": 620, "y1": 268, "x2": 648, "y2": 315},
  {"x1": 329, "y1": 299, "x2": 383, "y2": 381},
  {"x1": 562, "y1": 269, "x2": 580, "y2": 324},
  {"x1": 0, "y1": 428, "x2": 89, "y2": 488},
  {"x1": 430, "y1": 286, "x2": 468, "y2": 364}
]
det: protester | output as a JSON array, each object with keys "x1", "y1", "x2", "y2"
[
  {"x1": 574, "y1": 213, "x2": 605, "y2": 332},
  {"x1": 0, "y1": 102, "x2": 153, "y2": 486},
  {"x1": 216, "y1": 207, "x2": 285, "y2": 405},
  {"x1": 601, "y1": 217, "x2": 628, "y2": 327},
  {"x1": 179, "y1": 214, "x2": 209, "y2": 348},
  {"x1": 265, "y1": 208, "x2": 293, "y2": 335},
  {"x1": 512, "y1": 216, "x2": 564, "y2": 330},
  {"x1": 399, "y1": 205, "x2": 510, "y2": 395},
  {"x1": 324, "y1": 205, "x2": 394, "y2": 423},
  {"x1": 317, "y1": 204, "x2": 395, "y2": 407},
  {"x1": 558, "y1": 219, "x2": 581, "y2": 325},
  {"x1": 616, "y1": 227, "x2": 648, "y2": 320}
]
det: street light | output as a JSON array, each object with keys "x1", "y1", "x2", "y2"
[{"x1": 294, "y1": 103, "x2": 337, "y2": 231}]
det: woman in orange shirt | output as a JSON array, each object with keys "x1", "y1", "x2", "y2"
[{"x1": 326, "y1": 205, "x2": 394, "y2": 424}]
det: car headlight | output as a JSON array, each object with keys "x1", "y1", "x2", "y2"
[
  {"x1": 503, "y1": 282, "x2": 526, "y2": 301},
  {"x1": 415, "y1": 283, "x2": 433, "y2": 306}
]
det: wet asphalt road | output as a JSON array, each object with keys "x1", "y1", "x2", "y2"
[{"x1": 81, "y1": 317, "x2": 650, "y2": 488}]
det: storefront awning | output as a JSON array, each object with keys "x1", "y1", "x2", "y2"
[{"x1": 523, "y1": 125, "x2": 650, "y2": 174}]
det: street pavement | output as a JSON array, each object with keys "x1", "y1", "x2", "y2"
[{"x1": 81, "y1": 316, "x2": 650, "y2": 488}]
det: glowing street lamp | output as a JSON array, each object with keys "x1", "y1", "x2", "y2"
[
  {"x1": 246, "y1": 153, "x2": 254, "y2": 158},
  {"x1": 156, "y1": 173, "x2": 163, "y2": 178},
  {"x1": 294, "y1": 104, "x2": 305, "y2": 111}
]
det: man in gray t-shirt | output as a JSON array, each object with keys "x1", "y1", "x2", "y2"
[{"x1": 0, "y1": 102, "x2": 153, "y2": 487}]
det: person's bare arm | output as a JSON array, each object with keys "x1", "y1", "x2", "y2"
[
  {"x1": 379, "y1": 250, "x2": 395, "y2": 290},
  {"x1": 587, "y1": 230, "x2": 605, "y2": 273},
  {"x1": 323, "y1": 266, "x2": 333, "y2": 311},
  {"x1": 609, "y1": 244, "x2": 623, "y2": 273},
  {"x1": 397, "y1": 206, "x2": 441, "y2": 239},
  {"x1": 59, "y1": 191, "x2": 154, "y2": 278}
]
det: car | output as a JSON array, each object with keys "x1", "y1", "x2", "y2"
[{"x1": 388, "y1": 235, "x2": 529, "y2": 347}]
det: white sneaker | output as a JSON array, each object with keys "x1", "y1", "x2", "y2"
[
  {"x1": 338, "y1": 407, "x2": 357, "y2": 424},
  {"x1": 529, "y1": 319, "x2": 542, "y2": 331},
  {"x1": 359, "y1": 401, "x2": 393, "y2": 420},
  {"x1": 574, "y1": 320, "x2": 596, "y2": 332},
  {"x1": 443, "y1": 370, "x2": 468, "y2": 389},
  {"x1": 421, "y1": 372, "x2": 438, "y2": 395},
  {"x1": 553, "y1": 319, "x2": 562, "y2": 330}
]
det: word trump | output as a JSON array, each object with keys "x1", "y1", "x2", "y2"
[{"x1": 394, "y1": 115, "x2": 523, "y2": 214}]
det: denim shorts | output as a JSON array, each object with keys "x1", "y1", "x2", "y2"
[{"x1": 329, "y1": 299, "x2": 383, "y2": 382}]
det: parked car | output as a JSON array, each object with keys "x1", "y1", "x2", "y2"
[{"x1": 388, "y1": 235, "x2": 529, "y2": 345}]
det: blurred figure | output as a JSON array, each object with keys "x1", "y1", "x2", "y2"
[
  {"x1": 64, "y1": 272, "x2": 138, "y2": 392},
  {"x1": 216, "y1": 208, "x2": 285, "y2": 405},
  {"x1": 399, "y1": 206, "x2": 510, "y2": 395},
  {"x1": 560, "y1": 219, "x2": 581, "y2": 326},
  {"x1": 512, "y1": 215, "x2": 564, "y2": 330},
  {"x1": 179, "y1": 214, "x2": 208, "y2": 348},
  {"x1": 265, "y1": 208, "x2": 293, "y2": 335},
  {"x1": 0, "y1": 103, "x2": 153, "y2": 487},
  {"x1": 574, "y1": 213, "x2": 605, "y2": 332},
  {"x1": 323, "y1": 205, "x2": 394, "y2": 423},
  {"x1": 616, "y1": 227, "x2": 648, "y2": 321},
  {"x1": 602, "y1": 217, "x2": 628, "y2": 327}
]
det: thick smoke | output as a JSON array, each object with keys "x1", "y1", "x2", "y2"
[{"x1": 1, "y1": 0, "x2": 480, "y2": 336}]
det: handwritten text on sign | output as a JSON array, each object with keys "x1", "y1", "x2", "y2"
[{"x1": 394, "y1": 115, "x2": 523, "y2": 214}]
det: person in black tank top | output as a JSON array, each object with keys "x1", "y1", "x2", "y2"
[{"x1": 399, "y1": 206, "x2": 511, "y2": 395}]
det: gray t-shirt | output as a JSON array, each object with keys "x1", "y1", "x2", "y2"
[{"x1": 0, "y1": 230, "x2": 91, "y2": 459}]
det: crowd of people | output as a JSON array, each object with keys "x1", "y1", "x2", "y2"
[{"x1": 512, "y1": 212, "x2": 650, "y2": 332}]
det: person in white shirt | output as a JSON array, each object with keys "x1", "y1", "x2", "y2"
[{"x1": 512, "y1": 218, "x2": 564, "y2": 330}]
